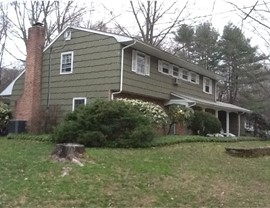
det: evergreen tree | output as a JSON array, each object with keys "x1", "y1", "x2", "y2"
[
  {"x1": 193, "y1": 22, "x2": 219, "y2": 71},
  {"x1": 218, "y1": 23, "x2": 265, "y2": 104},
  {"x1": 174, "y1": 24, "x2": 194, "y2": 60},
  {"x1": 174, "y1": 22, "x2": 219, "y2": 71}
]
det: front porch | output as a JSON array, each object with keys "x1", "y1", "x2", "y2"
[{"x1": 169, "y1": 93, "x2": 250, "y2": 137}]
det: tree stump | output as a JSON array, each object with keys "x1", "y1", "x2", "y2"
[
  {"x1": 51, "y1": 143, "x2": 85, "y2": 160},
  {"x1": 225, "y1": 147, "x2": 270, "y2": 157}
]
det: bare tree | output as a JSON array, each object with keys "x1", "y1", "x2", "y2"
[
  {"x1": 0, "y1": 3, "x2": 9, "y2": 85},
  {"x1": 4, "y1": 1, "x2": 88, "y2": 59},
  {"x1": 128, "y1": 0, "x2": 188, "y2": 47},
  {"x1": 0, "y1": 67, "x2": 21, "y2": 93}
]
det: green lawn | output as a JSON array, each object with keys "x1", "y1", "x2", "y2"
[{"x1": 1, "y1": 138, "x2": 270, "y2": 207}]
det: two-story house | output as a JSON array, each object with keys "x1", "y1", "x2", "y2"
[{"x1": 0, "y1": 24, "x2": 250, "y2": 135}]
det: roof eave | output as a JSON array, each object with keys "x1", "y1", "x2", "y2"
[{"x1": 130, "y1": 41, "x2": 219, "y2": 80}]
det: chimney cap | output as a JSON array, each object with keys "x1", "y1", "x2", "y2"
[{"x1": 33, "y1": 22, "x2": 43, "y2": 27}]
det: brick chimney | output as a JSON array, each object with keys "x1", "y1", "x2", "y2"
[{"x1": 15, "y1": 23, "x2": 45, "y2": 132}]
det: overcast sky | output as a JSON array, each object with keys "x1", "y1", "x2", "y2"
[
  {"x1": 91, "y1": 0, "x2": 266, "y2": 51},
  {"x1": 3, "y1": 0, "x2": 269, "y2": 67}
]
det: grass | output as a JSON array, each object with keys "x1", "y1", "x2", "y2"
[{"x1": 1, "y1": 137, "x2": 270, "y2": 207}]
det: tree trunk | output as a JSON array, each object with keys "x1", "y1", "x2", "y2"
[{"x1": 51, "y1": 143, "x2": 85, "y2": 160}]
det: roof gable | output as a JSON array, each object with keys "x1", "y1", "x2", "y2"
[{"x1": 43, "y1": 26, "x2": 133, "y2": 52}]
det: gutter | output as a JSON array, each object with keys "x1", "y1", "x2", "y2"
[{"x1": 111, "y1": 40, "x2": 137, "y2": 100}]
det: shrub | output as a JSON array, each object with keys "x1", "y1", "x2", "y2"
[
  {"x1": 167, "y1": 105, "x2": 194, "y2": 134},
  {"x1": 0, "y1": 102, "x2": 11, "y2": 135},
  {"x1": 167, "y1": 105, "x2": 194, "y2": 123},
  {"x1": 117, "y1": 98, "x2": 169, "y2": 126},
  {"x1": 190, "y1": 111, "x2": 222, "y2": 136},
  {"x1": 52, "y1": 99, "x2": 155, "y2": 148}
]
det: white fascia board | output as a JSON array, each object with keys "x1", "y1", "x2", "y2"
[{"x1": 44, "y1": 26, "x2": 133, "y2": 52}]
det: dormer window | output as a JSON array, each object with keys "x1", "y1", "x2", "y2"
[{"x1": 64, "y1": 30, "x2": 72, "y2": 40}]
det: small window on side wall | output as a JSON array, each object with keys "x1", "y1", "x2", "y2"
[
  {"x1": 132, "y1": 50, "x2": 150, "y2": 76},
  {"x1": 60, "y1": 51, "x2": 73, "y2": 74},
  {"x1": 203, "y1": 77, "x2": 212, "y2": 94},
  {"x1": 72, "y1": 97, "x2": 87, "y2": 111}
]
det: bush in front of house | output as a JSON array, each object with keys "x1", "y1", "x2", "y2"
[
  {"x1": 52, "y1": 99, "x2": 155, "y2": 148},
  {"x1": 167, "y1": 105, "x2": 194, "y2": 134},
  {"x1": 0, "y1": 102, "x2": 11, "y2": 135},
  {"x1": 190, "y1": 111, "x2": 222, "y2": 136},
  {"x1": 117, "y1": 98, "x2": 169, "y2": 126}
]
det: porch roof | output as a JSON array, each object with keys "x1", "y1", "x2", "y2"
[{"x1": 170, "y1": 93, "x2": 251, "y2": 113}]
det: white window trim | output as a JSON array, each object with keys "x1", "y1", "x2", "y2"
[
  {"x1": 132, "y1": 50, "x2": 150, "y2": 76},
  {"x1": 181, "y1": 69, "x2": 189, "y2": 81},
  {"x1": 158, "y1": 60, "x2": 172, "y2": 75},
  {"x1": 72, "y1": 97, "x2": 87, "y2": 111},
  {"x1": 60, "y1": 51, "x2": 74, "y2": 75},
  {"x1": 190, "y1": 72, "x2": 199, "y2": 84},
  {"x1": 172, "y1": 65, "x2": 181, "y2": 78},
  {"x1": 203, "y1": 77, "x2": 213, "y2": 94}
]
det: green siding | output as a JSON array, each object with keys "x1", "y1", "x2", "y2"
[
  {"x1": 10, "y1": 73, "x2": 25, "y2": 111},
  {"x1": 41, "y1": 29, "x2": 121, "y2": 114},
  {"x1": 123, "y1": 48, "x2": 216, "y2": 101},
  {"x1": 9, "y1": 28, "x2": 218, "y2": 117}
]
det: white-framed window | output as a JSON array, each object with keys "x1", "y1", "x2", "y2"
[
  {"x1": 60, "y1": 51, "x2": 74, "y2": 74},
  {"x1": 64, "y1": 30, "x2": 72, "y2": 41},
  {"x1": 158, "y1": 60, "x2": 171, "y2": 75},
  {"x1": 72, "y1": 97, "x2": 87, "y2": 111},
  {"x1": 190, "y1": 72, "x2": 199, "y2": 84},
  {"x1": 182, "y1": 69, "x2": 189, "y2": 80},
  {"x1": 172, "y1": 66, "x2": 180, "y2": 78},
  {"x1": 203, "y1": 77, "x2": 213, "y2": 94},
  {"x1": 132, "y1": 50, "x2": 150, "y2": 76}
]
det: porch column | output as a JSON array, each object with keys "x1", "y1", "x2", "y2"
[
  {"x1": 238, "y1": 113, "x2": 241, "y2": 137},
  {"x1": 215, "y1": 110, "x2": 219, "y2": 118},
  {"x1": 226, "y1": 111, "x2": 230, "y2": 137}
]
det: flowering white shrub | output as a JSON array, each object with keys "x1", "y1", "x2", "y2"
[
  {"x1": 0, "y1": 102, "x2": 11, "y2": 134},
  {"x1": 167, "y1": 104, "x2": 194, "y2": 123},
  {"x1": 117, "y1": 98, "x2": 169, "y2": 126}
]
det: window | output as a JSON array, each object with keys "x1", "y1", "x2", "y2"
[
  {"x1": 172, "y1": 66, "x2": 180, "y2": 77},
  {"x1": 60, "y1": 51, "x2": 73, "y2": 74},
  {"x1": 72, "y1": 97, "x2": 87, "y2": 111},
  {"x1": 158, "y1": 60, "x2": 171, "y2": 75},
  {"x1": 64, "y1": 30, "x2": 72, "y2": 40},
  {"x1": 182, "y1": 69, "x2": 189, "y2": 80},
  {"x1": 190, "y1": 72, "x2": 199, "y2": 84},
  {"x1": 203, "y1": 77, "x2": 212, "y2": 94},
  {"x1": 132, "y1": 50, "x2": 150, "y2": 76}
]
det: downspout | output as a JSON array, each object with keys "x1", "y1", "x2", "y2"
[
  {"x1": 111, "y1": 40, "x2": 137, "y2": 100},
  {"x1": 44, "y1": 46, "x2": 52, "y2": 133},
  {"x1": 46, "y1": 46, "x2": 53, "y2": 108}
]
